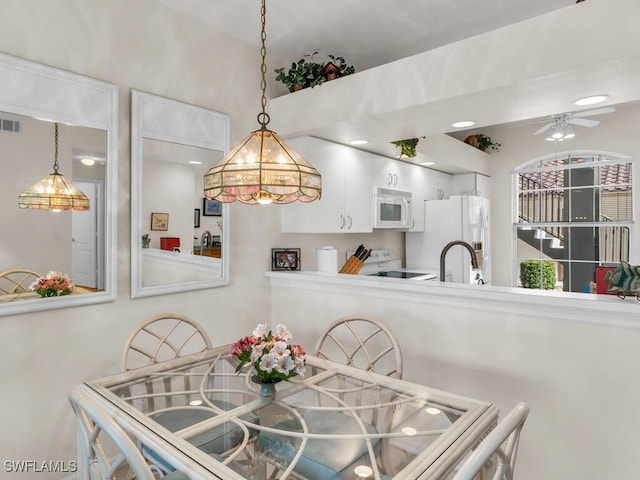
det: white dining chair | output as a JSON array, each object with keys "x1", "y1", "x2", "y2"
[
  {"x1": 260, "y1": 316, "x2": 403, "y2": 480},
  {"x1": 121, "y1": 314, "x2": 256, "y2": 476},
  {"x1": 314, "y1": 315, "x2": 403, "y2": 378},
  {"x1": 121, "y1": 313, "x2": 213, "y2": 371},
  {"x1": 0, "y1": 269, "x2": 41, "y2": 298},
  {"x1": 452, "y1": 402, "x2": 530, "y2": 480},
  {"x1": 68, "y1": 385, "x2": 188, "y2": 480}
]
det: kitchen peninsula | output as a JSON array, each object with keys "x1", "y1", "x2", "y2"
[{"x1": 267, "y1": 270, "x2": 640, "y2": 329}]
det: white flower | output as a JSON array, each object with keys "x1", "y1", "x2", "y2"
[
  {"x1": 274, "y1": 323, "x2": 292, "y2": 341},
  {"x1": 275, "y1": 354, "x2": 295, "y2": 376},
  {"x1": 271, "y1": 340, "x2": 290, "y2": 357},
  {"x1": 259, "y1": 352, "x2": 278, "y2": 373},
  {"x1": 253, "y1": 324, "x2": 268, "y2": 339}
]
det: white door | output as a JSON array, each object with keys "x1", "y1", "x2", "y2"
[{"x1": 72, "y1": 181, "x2": 98, "y2": 288}]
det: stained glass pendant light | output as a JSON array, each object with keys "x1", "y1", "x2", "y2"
[
  {"x1": 203, "y1": 0, "x2": 321, "y2": 205},
  {"x1": 18, "y1": 122, "x2": 90, "y2": 211}
]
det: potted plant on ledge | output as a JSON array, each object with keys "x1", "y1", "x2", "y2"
[
  {"x1": 274, "y1": 52, "x2": 355, "y2": 92},
  {"x1": 463, "y1": 134, "x2": 501, "y2": 153},
  {"x1": 391, "y1": 137, "x2": 422, "y2": 158}
]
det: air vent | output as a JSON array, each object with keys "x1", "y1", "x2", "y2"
[{"x1": 1, "y1": 118, "x2": 20, "y2": 133}]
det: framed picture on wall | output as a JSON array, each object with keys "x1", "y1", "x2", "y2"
[
  {"x1": 203, "y1": 198, "x2": 221, "y2": 216},
  {"x1": 151, "y1": 212, "x2": 169, "y2": 231},
  {"x1": 271, "y1": 248, "x2": 301, "y2": 271},
  {"x1": 194, "y1": 208, "x2": 201, "y2": 228}
]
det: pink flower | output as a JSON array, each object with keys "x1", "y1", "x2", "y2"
[{"x1": 230, "y1": 324, "x2": 306, "y2": 382}]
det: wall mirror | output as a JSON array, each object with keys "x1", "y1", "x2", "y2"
[
  {"x1": 0, "y1": 52, "x2": 117, "y2": 316},
  {"x1": 131, "y1": 90, "x2": 230, "y2": 298}
]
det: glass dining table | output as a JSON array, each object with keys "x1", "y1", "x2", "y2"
[{"x1": 79, "y1": 345, "x2": 498, "y2": 480}]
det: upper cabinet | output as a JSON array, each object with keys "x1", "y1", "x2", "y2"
[
  {"x1": 281, "y1": 137, "x2": 373, "y2": 233},
  {"x1": 372, "y1": 153, "x2": 412, "y2": 191}
]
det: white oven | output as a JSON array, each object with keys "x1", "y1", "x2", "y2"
[{"x1": 373, "y1": 187, "x2": 412, "y2": 229}]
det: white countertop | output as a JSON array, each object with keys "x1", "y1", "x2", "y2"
[{"x1": 266, "y1": 270, "x2": 640, "y2": 330}]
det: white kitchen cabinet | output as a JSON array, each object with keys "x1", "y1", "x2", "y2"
[
  {"x1": 452, "y1": 173, "x2": 491, "y2": 198},
  {"x1": 372, "y1": 153, "x2": 414, "y2": 191},
  {"x1": 280, "y1": 136, "x2": 373, "y2": 233}
]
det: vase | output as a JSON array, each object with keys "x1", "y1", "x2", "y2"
[{"x1": 251, "y1": 375, "x2": 281, "y2": 397}]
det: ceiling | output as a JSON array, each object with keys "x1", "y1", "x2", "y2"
[
  {"x1": 153, "y1": 0, "x2": 575, "y2": 72},
  {"x1": 152, "y1": 0, "x2": 638, "y2": 173}
]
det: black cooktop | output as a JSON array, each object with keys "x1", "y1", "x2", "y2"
[{"x1": 370, "y1": 270, "x2": 429, "y2": 279}]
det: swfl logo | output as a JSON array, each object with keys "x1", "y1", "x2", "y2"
[{"x1": 4, "y1": 460, "x2": 78, "y2": 473}]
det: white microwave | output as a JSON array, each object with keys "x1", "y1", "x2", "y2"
[{"x1": 373, "y1": 187, "x2": 412, "y2": 229}]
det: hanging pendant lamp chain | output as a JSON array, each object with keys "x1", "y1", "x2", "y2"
[
  {"x1": 257, "y1": 0, "x2": 270, "y2": 128},
  {"x1": 53, "y1": 122, "x2": 60, "y2": 173}
]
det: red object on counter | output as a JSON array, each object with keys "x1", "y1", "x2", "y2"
[
  {"x1": 160, "y1": 237, "x2": 180, "y2": 251},
  {"x1": 595, "y1": 266, "x2": 617, "y2": 295}
]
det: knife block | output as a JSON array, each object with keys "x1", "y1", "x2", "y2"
[{"x1": 339, "y1": 255, "x2": 364, "y2": 274}]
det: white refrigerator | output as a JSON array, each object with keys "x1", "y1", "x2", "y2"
[{"x1": 406, "y1": 195, "x2": 490, "y2": 284}]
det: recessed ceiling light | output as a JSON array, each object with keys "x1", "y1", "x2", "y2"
[
  {"x1": 401, "y1": 426, "x2": 417, "y2": 436},
  {"x1": 425, "y1": 407, "x2": 441, "y2": 415},
  {"x1": 420, "y1": 161, "x2": 435, "y2": 166},
  {"x1": 80, "y1": 158, "x2": 95, "y2": 166},
  {"x1": 188, "y1": 160, "x2": 203, "y2": 165},
  {"x1": 189, "y1": 399, "x2": 203, "y2": 406},
  {"x1": 349, "y1": 139, "x2": 368, "y2": 145},
  {"x1": 451, "y1": 120, "x2": 476, "y2": 128},
  {"x1": 573, "y1": 94, "x2": 609, "y2": 106}
]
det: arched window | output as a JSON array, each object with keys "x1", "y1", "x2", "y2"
[{"x1": 514, "y1": 151, "x2": 634, "y2": 292}]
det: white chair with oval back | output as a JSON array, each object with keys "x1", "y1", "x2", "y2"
[
  {"x1": 260, "y1": 315, "x2": 403, "y2": 479},
  {"x1": 69, "y1": 385, "x2": 188, "y2": 480},
  {"x1": 121, "y1": 313, "x2": 256, "y2": 476},
  {"x1": 0, "y1": 269, "x2": 42, "y2": 300},
  {"x1": 314, "y1": 315, "x2": 403, "y2": 378},
  {"x1": 452, "y1": 402, "x2": 530, "y2": 480},
  {"x1": 121, "y1": 313, "x2": 213, "y2": 372}
]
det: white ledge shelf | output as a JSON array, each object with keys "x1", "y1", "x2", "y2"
[{"x1": 267, "y1": 271, "x2": 640, "y2": 330}]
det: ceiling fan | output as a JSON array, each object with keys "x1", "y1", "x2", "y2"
[{"x1": 534, "y1": 107, "x2": 616, "y2": 140}]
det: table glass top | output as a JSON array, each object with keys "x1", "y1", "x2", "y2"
[{"x1": 88, "y1": 347, "x2": 495, "y2": 480}]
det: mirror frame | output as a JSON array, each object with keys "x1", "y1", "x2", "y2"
[
  {"x1": 130, "y1": 90, "x2": 230, "y2": 298},
  {"x1": 0, "y1": 52, "x2": 118, "y2": 316}
]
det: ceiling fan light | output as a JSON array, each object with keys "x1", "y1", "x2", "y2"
[{"x1": 563, "y1": 125, "x2": 575, "y2": 139}]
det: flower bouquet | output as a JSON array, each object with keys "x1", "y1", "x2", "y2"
[
  {"x1": 30, "y1": 271, "x2": 75, "y2": 297},
  {"x1": 229, "y1": 323, "x2": 306, "y2": 383}
]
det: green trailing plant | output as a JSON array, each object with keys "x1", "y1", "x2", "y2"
[
  {"x1": 274, "y1": 52, "x2": 355, "y2": 92},
  {"x1": 464, "y1": 134, "x2": 501, "y2": 152},
  {"x1": 520, "y1": 260, "x2": 556, "y2": 290},
  {"x1": 391, "y1": 137, "x2": 421, "y2": 158}
]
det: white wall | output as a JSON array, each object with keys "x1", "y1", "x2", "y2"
[
  {"x1": 0, "y1": 1, "x2": 276, "y2": 478},
  {"x1": 2, "y1": 1, "x2": 638, "y2": 479},
  {"x1": 270, "y1": 284, "x2": 640, "y2": 480}
]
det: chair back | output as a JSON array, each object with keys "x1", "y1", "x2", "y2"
[
  {"x1": 452, "y1": 402, "x2": 530, "y2": 480},
  {"x1": 314, "y1": 315, "x2": 402, "y2": 378},
  {"x1": 121, "y1": 313, "x2": 212, "y2": 371},
  {"x1": 69, "y1": 385, "x2": 158, "y2": 480},
  {"x1": 0, "y1": 269, "x2": 41, "y2": 298}
]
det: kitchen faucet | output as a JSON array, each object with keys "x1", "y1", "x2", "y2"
[
  {"x1": 439, "y1": 240, "x2": 479, "y2": 282},
  {"x1": 200, "y1": 230, "x2": 211, "y2": 255}
]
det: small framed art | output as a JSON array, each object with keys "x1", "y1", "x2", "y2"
[
  {"x1": 194, "y1": 208, "x2": 201, "y2": 228},
  {"x1": 151, "y1": 212, "x2": 169, "y2": 231},
  {"x1": 271, "y1": 248, "x2": 301, "y2": 271},
  {"x1": 203, "y1": 198, "x2": 222, "y2": 216}
]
